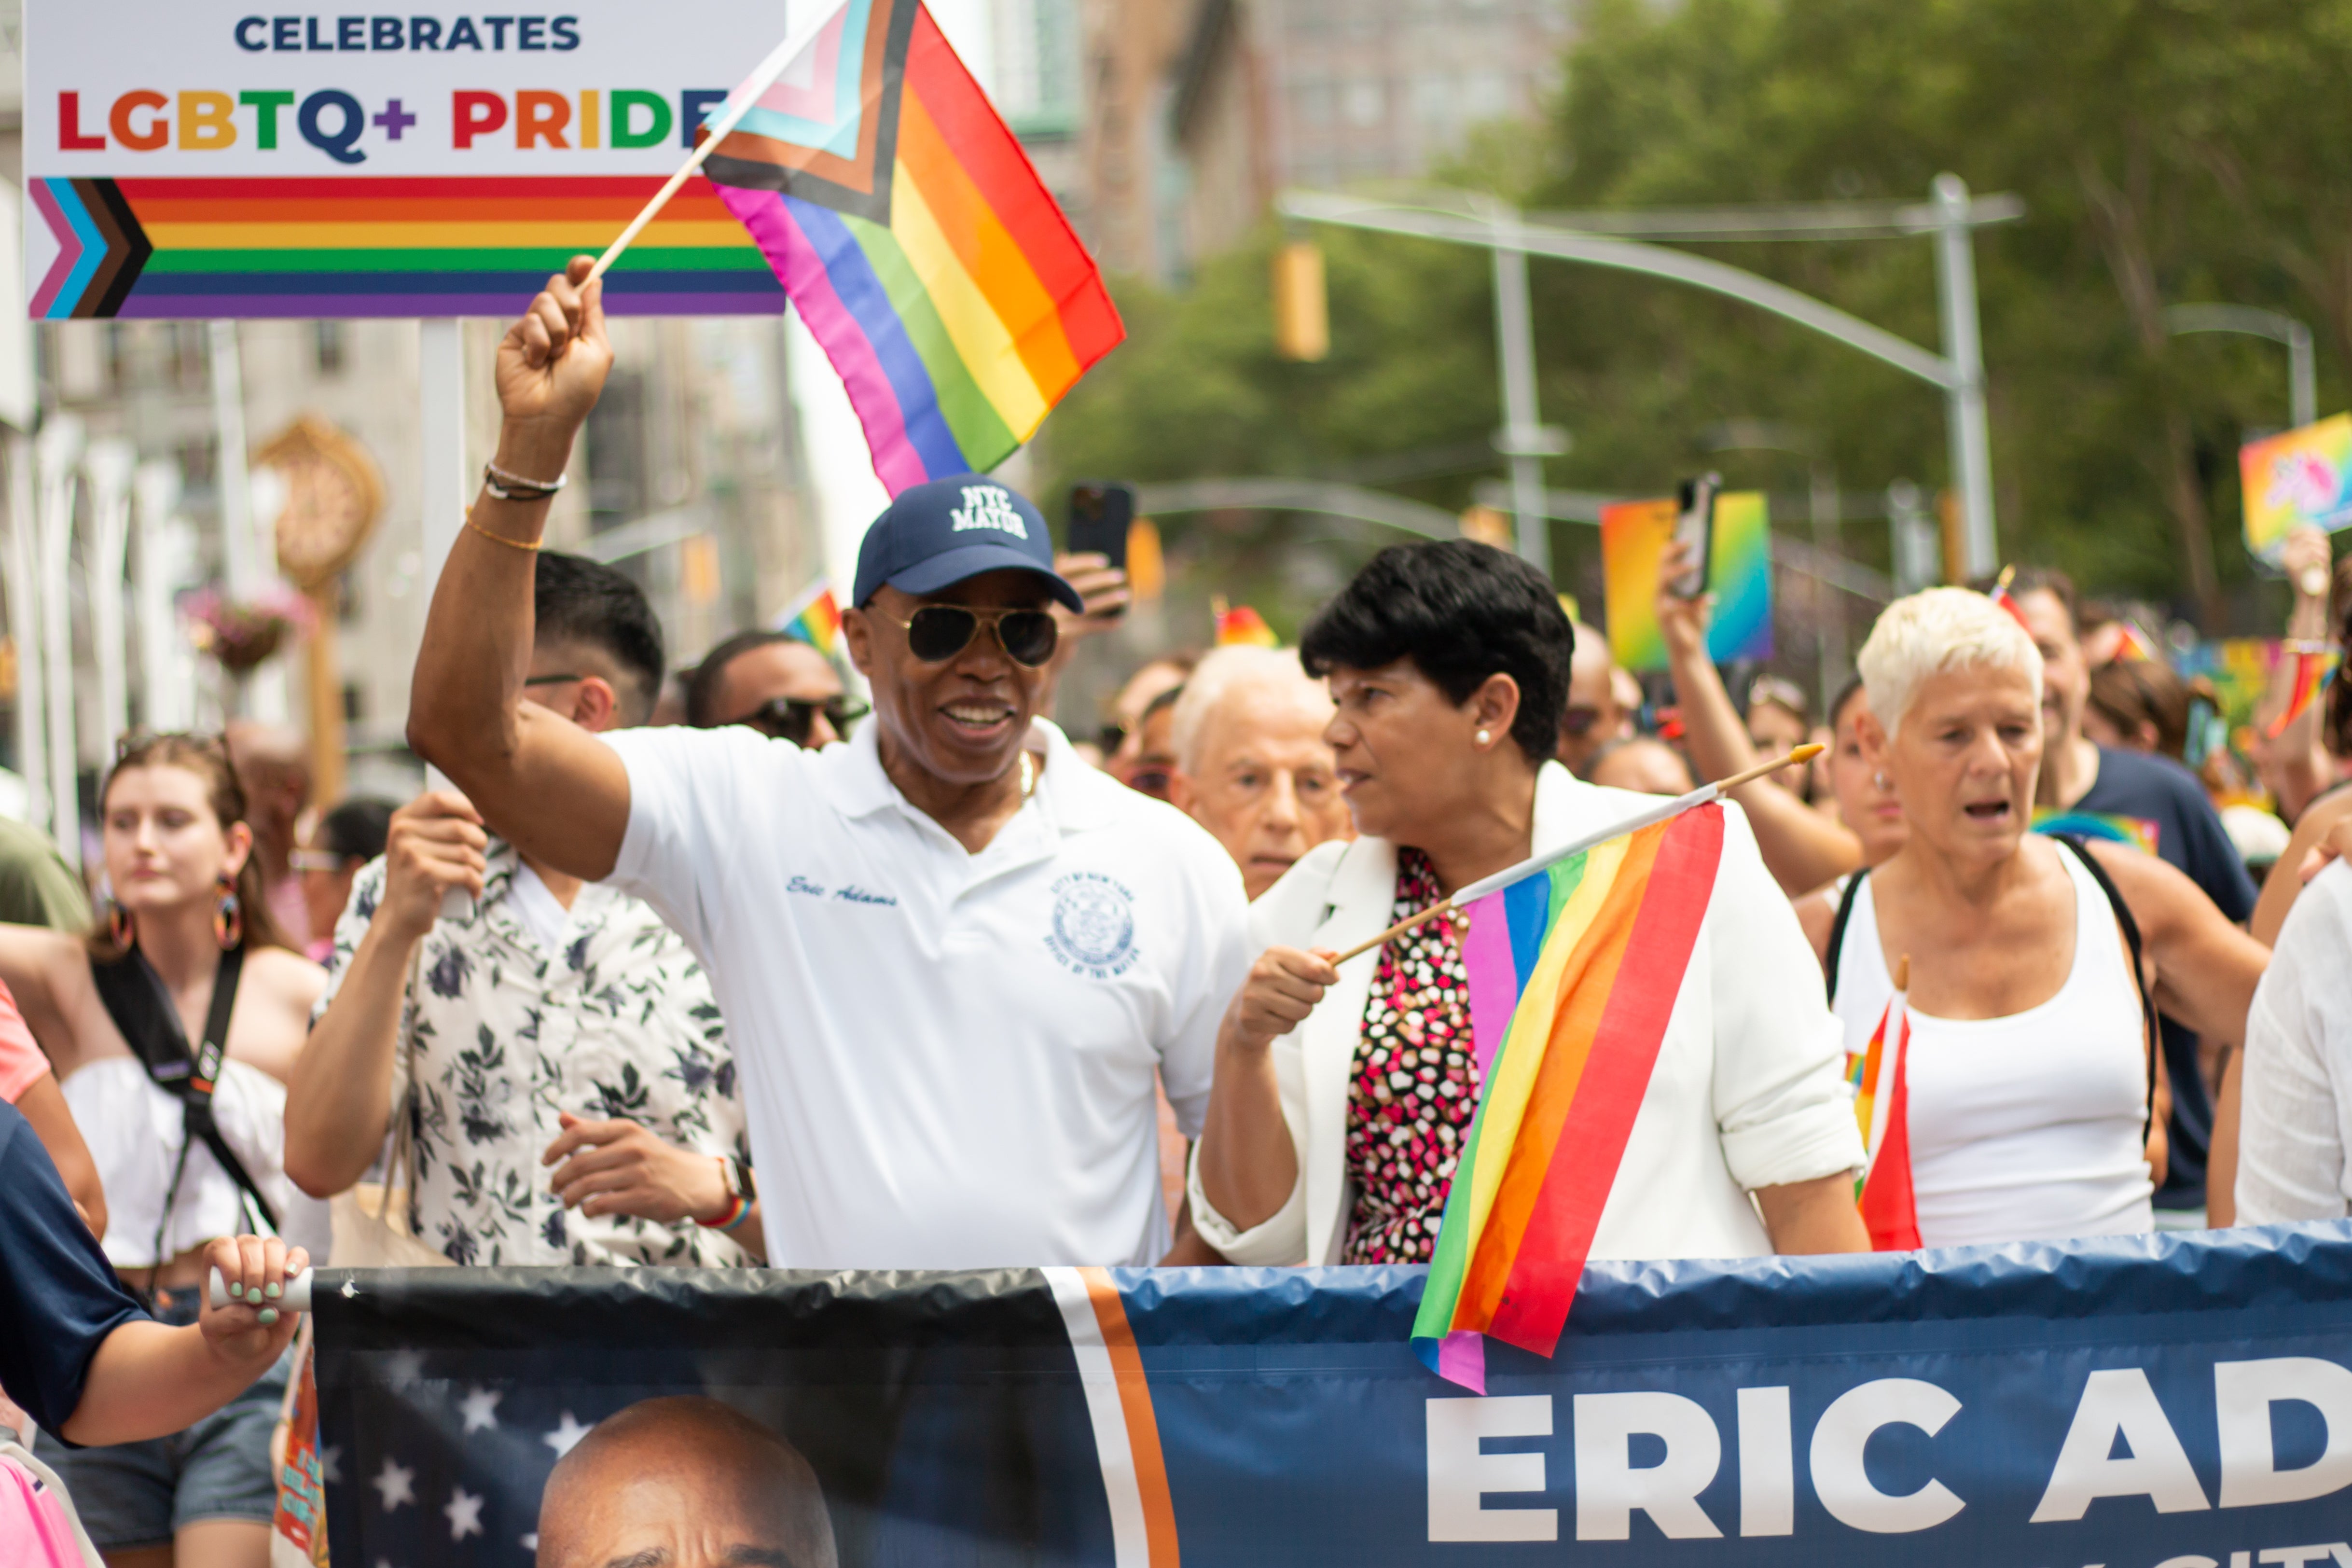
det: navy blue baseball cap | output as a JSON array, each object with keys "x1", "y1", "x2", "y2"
[{"x1": 852, "y1": 475, "x2": 1084, "y2": 612}]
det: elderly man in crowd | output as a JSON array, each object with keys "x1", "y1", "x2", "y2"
[
  {"x1": 405, "y1": 260, "x2": 1250, "y2": 1271},
  {"x1": 1168, "y1": 646, "x2": 1355, "y2": 899},
  {"x1": 687, "y1": 628, "x2": 863, "y2": 749}
]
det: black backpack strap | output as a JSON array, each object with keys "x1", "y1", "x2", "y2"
[
  {"x1": 2052, "y1": 834, "x2": 2160, "y2": 1140},
  {"x1": 89, "y1": 945, "x2": 276, "y2": 1233},
  {"x1": 1823, "y1": 870, "x2": 1868, "y2": 1005}
]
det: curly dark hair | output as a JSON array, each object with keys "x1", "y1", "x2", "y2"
[{"x1": 1298, "y1": 540, "x2": 1573, "y2": 761}]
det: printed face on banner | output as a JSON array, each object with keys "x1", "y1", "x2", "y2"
[
  {"x1": 25, "y1": 1, "x2": 792, "y2": 317},
  {"x1": 2239, "y1": 413, "x2": 2352, "y2": 567},
  {"x1": 1600, "y1": 492, "x2": 1774, "y2": 673}
]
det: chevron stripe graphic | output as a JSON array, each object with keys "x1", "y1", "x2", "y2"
[{"x1": 30, "y1": 178, "x2": 152, "y2": 319}]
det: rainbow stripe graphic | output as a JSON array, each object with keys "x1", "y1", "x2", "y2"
[
  {"x1": 699, "y1": 0, "x2": 1122, "y2": 492},
  {"x1": 2032, "y1": 807, "x2": 2159, "y2": 859},
  {"x1": 31, "y1": 174, "x2": 784, "y2": 318},
  {"x1": 1414, "y1": 805, "x2": 1724, "y2": 1390}
]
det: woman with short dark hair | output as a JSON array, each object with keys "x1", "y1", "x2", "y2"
[{"x1": 1189, "y1": 541, "x2": 1866, "y2": 1268}]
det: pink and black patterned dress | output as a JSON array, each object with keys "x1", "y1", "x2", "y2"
[{"x1": 1342, "y1": 847, "x2": 1483, "y2": 1263}]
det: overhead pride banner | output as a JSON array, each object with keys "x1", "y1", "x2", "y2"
[{"x1": 314, "y1": 1223, "x2": 2352, "y2": 1567}]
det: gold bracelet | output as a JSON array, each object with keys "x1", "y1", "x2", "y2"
[{"x1": 464, "y1": 511, "x2": 543, "y2": 552}]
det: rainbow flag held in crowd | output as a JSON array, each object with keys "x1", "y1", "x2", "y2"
[
  {"x1": 1215, "y1": 603, "x2": 1279, "y2": 648},
  {"x1": 773, "y1": 580, "x2": 844, "y2": 656},
  {"x1": 1986, "y1": 563, "x2": 2030, "y2": 630},
  {"x1": 2266, "y1": 647, "x2": 2330, "y2": 738},
  {"x1": 1412, "y1": 804, "x2": 1726, "y2": 1391},
  {"x1": 697, "y1": 0, "x2": 1123, "y2": 493},
  {"x1": 1848, "y1": 984, "x2": 1922, "y2": 1251}
]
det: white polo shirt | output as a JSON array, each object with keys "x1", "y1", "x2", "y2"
[{"x1": 599, "y1": 718, "x2": 1251, "y2": 1269}]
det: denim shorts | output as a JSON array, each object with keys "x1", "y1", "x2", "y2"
[{"x1": 32, "y1": 1297, "x2": 291, "y2": 1552}]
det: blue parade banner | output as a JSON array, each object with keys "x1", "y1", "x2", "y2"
[{"x1": 316, "y1": 1221, "x2": 2352, "y2": 1566}]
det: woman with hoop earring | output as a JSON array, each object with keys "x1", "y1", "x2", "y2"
[{"x1": 0, "y1": 733, "x2": 324, "y2": 1568}]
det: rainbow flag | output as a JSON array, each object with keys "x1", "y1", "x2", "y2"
[
  {"x1": 1215, "y1": 604, "x2": 1278, "y2": 648},
  {"x1": 697, "y1": 0, "x2": 1123, "y2": 493},
  {"x1": 773, "y1": 581, "x2": 844, "y2": 656},
  {"x1": 1412, "y1": 804, "x2": 1725, "y2": 1391},
  {"x1": 2266, "y1": 648, "x2": 2329, "y2": 738},
  {"x1": 1847, "y1": 987, "x2": 1921, "y2": 1251},
  {"x1": 1987, "y1": 565, "x2": 2030, "y2": 631}
]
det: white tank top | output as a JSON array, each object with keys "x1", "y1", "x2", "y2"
[
  {"x1": 60, "y1": 1055, "x2": 295, "y2": 1269},
  {"x1": 1832, "y1": 846, "x2": 2154, "y2": 1248}
]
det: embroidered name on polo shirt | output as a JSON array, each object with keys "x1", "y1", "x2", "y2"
[
  {"x1": 1045, "y1": 871, "x2": 1139, "y2": 978},
  {"x1": 948, "y1": 485, "x2": 1027, "y2": 540},
  {"x1": 834, "y1": 885, "x2": 897, "y2": 906}
]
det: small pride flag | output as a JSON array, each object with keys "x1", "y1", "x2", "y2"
[
  {"x1": 1986, "y1": 563, "x2": 2030, "y2": 631},
  {"x1": 1214, "y1": 602, "x2": 1278, "y2": 648},
  {"x1": 697, "y1": 0, "x2": 1124, "y2": 493},
  {"x1": 773, "y1": 581, "x2": 844, "y2": 657},
  {"x1": 1847, "y1": 973, "x2": 1921, "y2": 1252},
  {"x1": 1411, "y1": 805, "x2": 1725, "y2": 1391},
  {"x1": 2266, "y1": 646, "x2": 2330, "y2": 738}
]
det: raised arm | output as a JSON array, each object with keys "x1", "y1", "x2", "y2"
[
  {"x1": 284, "y1": 794, "x2": 486, "y2": 1197},
  {"x1": 1656, "y1": 547, "x2": 1862, "y2": 896},
  {"x1": 406, "y1": 256, "x2": 631, "y2": 880},
  {"x1": 2088, "y1": 840, "x2": 2269, "y2": 1046}
]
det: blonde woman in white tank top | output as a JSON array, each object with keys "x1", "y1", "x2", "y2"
[
  {"x1": 1815, "y1": 588, "x2": 2269, "y2": 1249},
  {"x1": 1832, "y1": 844, "x2": 2152, "y2": 1244}
]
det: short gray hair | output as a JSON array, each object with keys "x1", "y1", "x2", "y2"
[
  {"x1": 1169, "y1": 645, "x2": 1331, "y2": 776},
  {"x1": 1856, "y1": 587, "x2": 2044, "y2": 741}
]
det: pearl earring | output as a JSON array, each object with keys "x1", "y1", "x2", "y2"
[{"x1": 1476, "y1": 728, "x2": 1492, "y2": 747}]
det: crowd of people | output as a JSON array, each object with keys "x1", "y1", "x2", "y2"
[{"x1": 12, "y1": 259, "x2": 2352, "y2": 1562}]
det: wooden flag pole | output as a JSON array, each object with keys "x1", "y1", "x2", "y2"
[
  {"x1": 587, "y1": 3, "x2": 840, "y2": 282},
  {"x1": 1327, "y1": 743, "x2": 1824, "y2": 967}
]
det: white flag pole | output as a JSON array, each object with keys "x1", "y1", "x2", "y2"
[
  {"x1": 1328, "y1": 743, "x2": 1823, "y2": 966},
  {"x1": 587, "y1": 0, "x2": 846, "y2": 283}
]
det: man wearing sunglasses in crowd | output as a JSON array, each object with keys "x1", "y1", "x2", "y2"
[
  {"x1": 407, "y1": 259, "x2": 1252, "y2": 1271},
  {"x1": 685, "y1": 629, "x2": 869, "y2": 748}
]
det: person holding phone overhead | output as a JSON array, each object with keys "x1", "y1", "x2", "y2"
[
  {"x1": 1654, "y1": 522, "x2": 1865, "y2": 897},
  {"x1": 404, "y1": 260, "x2": 1251, "y2": 1270}
]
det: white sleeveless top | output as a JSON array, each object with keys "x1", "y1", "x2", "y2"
[
  {"x1": 1832, "y1": 846, "x2": 2154, "y2": 1248},
  {"x1": 60, "y1": 1055, "x2": 295, "y2": 1269}
]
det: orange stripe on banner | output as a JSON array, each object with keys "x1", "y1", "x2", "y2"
[
  {"x1": 1456, "y1": 824, "x2": 1666, "y2": 1330},
  {"x1": 1079, "y1": 1266, "x2": 1180, "y2": 1567}
]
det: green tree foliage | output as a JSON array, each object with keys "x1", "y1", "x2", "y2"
[{"x1": 1043, "y1": 0, "x2": 2352, "y2": 631}]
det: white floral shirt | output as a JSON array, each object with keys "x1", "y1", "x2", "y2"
[{"x1": 315, "y1": 841, "x2": 753, "y2": 1267}]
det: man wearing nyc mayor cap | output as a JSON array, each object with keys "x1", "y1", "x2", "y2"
[{"x1": 409, "y1": 261, "x2": 1250, "y2": 1268}]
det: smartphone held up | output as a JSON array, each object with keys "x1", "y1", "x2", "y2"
[{"x1": 1669, "y1": 473, "x2": 1719, "y2": 599}]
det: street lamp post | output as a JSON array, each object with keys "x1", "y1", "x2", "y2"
[
  {"x1": 2162, "y1": 304, "x2": 2318, "y2": 431},
  {"x1": 1278, "y1": 179, "x2": 2022, "y2": 579}
]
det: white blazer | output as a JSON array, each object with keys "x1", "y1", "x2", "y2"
[{"x1": 1189, "y1": 761, "x2": 1865, "y2": 1266}]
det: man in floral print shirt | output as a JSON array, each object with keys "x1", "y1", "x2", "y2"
[{"x1": 283, "y1": 555, "x2": 761, "y2": 1267}]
